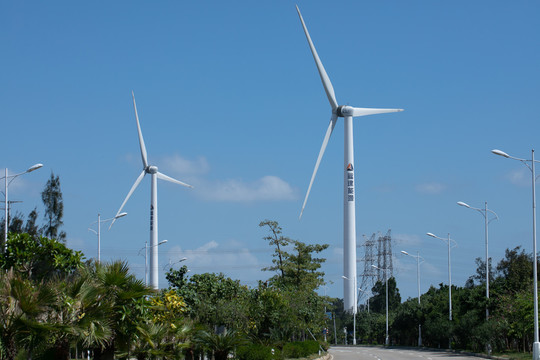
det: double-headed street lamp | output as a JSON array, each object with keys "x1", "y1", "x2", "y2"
[
  {"x1": 427, "y1": 232, "x2": 456, "y2": 349},
  {"x1": 2, "y1": 163, "x2": 43, "y2": 251},
  {"x1": 401, "y1": 250, "x2": 424, "y2": 346},
  {"x1": 492, "y1": 148, "x2": 540, "y2": 360},
  {"x1": 426, "y1": 232, "x2": 456, "y2": 321},
  {"x1": 457, "y1": 201, "x2": 498, "y2": 320},
  {"x1": 139, "y1": 240, "x2": 168, "y2": 286},
  {"x1": 342, "y1": 275, "x2": 358, "y2": 345},
  {"x1": 88, "y1": 212, "x2": 127, "y2": 262},
  {"x1": 372, "y1": 264, "x2": 389, "y2": 345}
]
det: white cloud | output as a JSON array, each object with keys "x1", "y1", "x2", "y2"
[
  {"x1": 161, "y1": 154, "x2": 210, "y2": 176},
  {"x1": 394, "y1": 233, "x2": 423, "y2": 246},
  {"x1": 128, "y1": 153, "x2": 297, "y2": 203},
  {"x1": 415, "y1": 182, "x2": 446, "y2": 194},
  {"x1": 506, "y1": 168, "x2": 529, "y2": 187},
  {"x1": 199, "y1": 175, "x2": 297, "y2": 202},
  {"x1": 164, "y1": 241, "x2": 264, "y2": 283}
]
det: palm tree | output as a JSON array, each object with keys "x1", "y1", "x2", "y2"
[
  {"x1": 89, "y1": 260, "x2": 153, "y2": 360},
  {"x1": 194, "y1": 328, "x2": 246, "y2": 360},
  {"x1": 0, "y1": 269, "x2": 55, "y2": 360},
  {"x1": 44, "y1": 267, "x2": 113, "y2": 360}
]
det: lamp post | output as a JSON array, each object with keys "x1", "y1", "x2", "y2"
[
  {"x1": 372, "y1": 264, "x2": 389, "y2": 345},
  {"x1": 427, "y1": 232, "x2": 456, "y2": 349},
  {"x1": 88, "y1": 212, "x2": 127, "y2": 262},
  {"x1": 401, "y1": 250, "x2": 424, "y2": 346},
  {"x1": 342, "y1": 275, "x2": 357, "y2": 345},
  {"x1": 139, "y1": 240, "x2": 168, "y2": 286},
  {"x1": 2, "y1": 163, "x2": 43, "y2": 251},
  {"x1": 492, "y1": 148, "x2": 540, "y2": 360},
  {"x1": 457, "y1": 201, "x2": 498, "y2": 320}
]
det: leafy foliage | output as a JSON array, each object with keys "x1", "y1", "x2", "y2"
[
  {"x1": 0, "y1": 233, "x2": 83, "y2": 281},
  {"x1": 41, "y1": 172, "x2": 66, "y2": 241}
]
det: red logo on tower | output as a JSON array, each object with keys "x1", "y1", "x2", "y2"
[{"x1": 346, "y1": 163, "x2": 353, "y2": 171}]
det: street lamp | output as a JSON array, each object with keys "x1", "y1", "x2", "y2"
[
  {"x1": 88, "y1": 212, "x2": 127, "y2": 262},
  {"x1": 401, "y1": 250, "x2": 424, "y2": 346},
  {"x1": 342, "y1": 275, "x2": 358, "y2": 345},
  {"x1": 492, "y1": 148, "x2": 540, "y2": 360},
  {"x1": 427, "y1": 232, "x2": 456, "y2": 349},
  {"x1": 372, "y1": 264, "x2": 389, "y2": 345},
  {"x1": 139, "y1": 240, "x2": 168, "y2": 286},
  {"x1": 457, "y1": 201, "x2": 498, "y2": 320},
  {"x1": 2, "y1": 163, "x2": 43, "y2": 251},
  {"x1": 164, "y1": 256, "x2": 188, "y2": 270}
]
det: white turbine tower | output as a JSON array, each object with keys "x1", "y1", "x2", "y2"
[
  {"x1": 296, "y1": 6, "x2": 403, "y2": 313},
  {"x1": 111, "y1": 92, "x2": 193, "y2": 290}
]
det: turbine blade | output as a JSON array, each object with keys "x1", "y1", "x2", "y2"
[
  {"x1": 132, "y1": 91, "x2": 149, "y2": 169},
  {"x1": 296, "y1": 5, "x2": 338, "y2": 110},
  {"x1": 109, "y1": 170, "x2": 146, "y2": 229},
  {"x1": 351, "y1": 107, "x2": 404, "y2": 117},
  {"x1": 157, "y1": 172, "x2": 193, "y2": 189},
  {"x1": 300, "y1": 113, "x2": 338, "y2": 219}
]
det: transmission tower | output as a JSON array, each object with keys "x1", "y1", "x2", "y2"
[
  {"x1": 358, "y1": 233, "x2": 377, "y2": 298},
  {"x1": 376, "y1": 229, "x2": 393, "y2": 281}
]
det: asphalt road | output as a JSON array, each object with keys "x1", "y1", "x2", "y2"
[{"x1": 328, "y1": 346, "x2": 490, "y2": 360}]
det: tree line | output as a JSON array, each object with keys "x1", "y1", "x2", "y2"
[
  {"x1": 1, "y1": 173, "x2": 539, "y2": 358},
  {"x1": 0, "y1": 218, "x2": 331, "y2": 360},
  {"x1": 331, "y1": 246, "x2": 538, "y2": 355}
]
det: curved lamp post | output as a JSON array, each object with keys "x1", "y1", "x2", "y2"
[
  {"x1": 88, "y1": 212, "x2": 127, "y2": 262},
  {"x1": 427, "y1": 232, "x2": 456, "y2": 349},
  {"x1": 139, "y1": 239, "x2": 168, "y2": 286},
  {"x1": 492, "y1": 148, "x2": 540, "y2": 360},
  {"x1": 457, "y1": 201, "x2": 498, "y2": 320},
  {"x1": 372, "y1": 264, "x2": 389, "y2": 345},
  {"x1": 342, "y1": 275, "x2": 358, "y2": 344},
  {"x1": 401, "y1": 250, "x2": 424, "y2": 346},
  {"x1": 2, "y1": 163, "x2": 43, "y2": 251}
]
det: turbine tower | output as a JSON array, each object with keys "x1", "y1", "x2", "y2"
[
  {"x1": 111, "y1": 92, "x2": 193, "y2": 290},
  {"x1": 296, "y1": 6, "x2": 403, "y2": 312}
]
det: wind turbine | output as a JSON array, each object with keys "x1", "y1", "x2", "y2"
[
  {"x1": 111, "y1": 92, "x2": 193, "y2": 290},
  {"x1": 296, "y1": 5, "x2": 403, "y2": 313}
]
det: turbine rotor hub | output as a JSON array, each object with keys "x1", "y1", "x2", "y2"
[
  {"x1": 336, "y1": 105, "x2": 353, "y2": 117},
  {"x1": 147, "y1": 165, "x2": 158, "y2": 174}
]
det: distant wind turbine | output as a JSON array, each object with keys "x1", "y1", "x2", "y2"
[
  {"x1": 296, "y1": 5, "x2": 403, "y2": 313},
  {"x1": 111, "y1": 92, "x2": 193, "y2": 289}
]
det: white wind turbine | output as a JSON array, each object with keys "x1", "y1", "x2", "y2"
[
  {"x1": 296, "y1": 5, "x2": 403, "y2": 313},
  {"x1": 111, "y1": 92, "x2": 193, "y2": 290}
]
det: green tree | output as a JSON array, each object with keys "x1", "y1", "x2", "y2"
[
  {"x1": 369, "y1": 277, "x2": 401, "y2": 314},
  {"x1": 89, "y1": 260, "x2": 153, "y2": 360},
  {"x1": 194, "y1": 328, "x2": 246, "y2": 360},
  {"x1": 0, "y1": 269, "x2": 55, "y2": 360},
  {"x1": 24, "y1": 208, "x2": 40, "y2": 238},
  {"x1": 259, "y1": 220, "x2": 292, "y2": 280},
  {"x1": 41, "y1": 172, "x2": 66, "y2": 241},
  {"x1": 172, "y1": 272, "x2": 252, "y2": 331},
  {"x1": 0, "y1": 233, "x2": 83, "y2": 281},
  {"x1": 493, "y1": 246, "x2": 533, "y2": 294},
  {"x1": 44, "y1": 268, "x2": 112, "y2": 360}
]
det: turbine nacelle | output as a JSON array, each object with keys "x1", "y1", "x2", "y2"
[
  {"x1": 146, "y1": 165, "x2": 158, "y2": 174},
  {"x1": 335, "y1": 105, "x2": 404, "y2": 118},
  {"x1": 336, "y1": 105, "x2": 354, "y2": 117}
]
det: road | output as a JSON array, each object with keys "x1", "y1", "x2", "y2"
[{"x1": 328, "y1": 346, "x2": 491, "y2": 360}]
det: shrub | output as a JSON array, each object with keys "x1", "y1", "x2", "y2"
[
  {"x1": 282, "y1": 340, "x2": 320, "y2": 358},
  {"x1": 236, "y1": 343, "x2": 281, "y2": 360}
]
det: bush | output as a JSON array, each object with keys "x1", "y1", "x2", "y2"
[
  {"x1": 236, "y1": 344, "x2": 281, "y2": 360},
  {"x1": 282, "y1": 340, "x2": 320, "y2": 358}
]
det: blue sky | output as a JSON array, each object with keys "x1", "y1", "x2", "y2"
[{"x1": 2, "y1": 0, "x2": 540, "y2": 302}]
